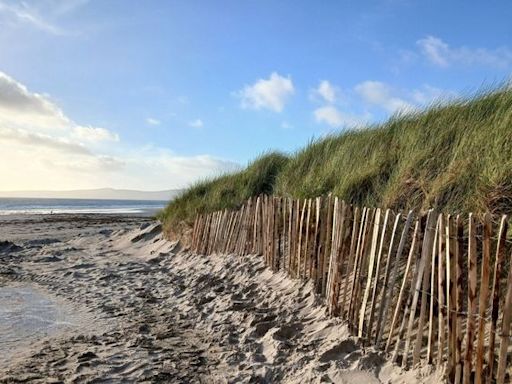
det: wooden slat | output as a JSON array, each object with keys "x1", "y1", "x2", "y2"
[
  {"x1": 454, "y1": 215, "x2": 464, "y2": 383},
  {"x1": 296, "y1": 199, "x2": 306, "y2": 277},
  {"x1": 326, "y1": 197, "x2": 340, "y2": 307},
  {"x1": 376, "y1": 211, "x2": 412, "y2": 346},
  {"x1": 463, "y1": 213, "x2": 478, "y2": 384},
  {"x1": 310, "y1": 197, "x2": 320, "y2": 279},
  {"x1": 358, "y1": 208, "x2": 381, "y2": 339},
  {"x1": 334, "y1": 203, "x2": 352, "y2": 316},
  {"x1": 321, "y1": 195, "x2": 334, "y2": 296},
  {"x1": 403, "y1": 210, "x2": 434, "y2": 368},
  {"x1": 427, "y1": 216, "x2": 439, "y2": 364},
  {"x1": 412, "y1": 210, "x2": 437, "y2": 367},
  {"x1": 314, "y1": 197, "x2": 326, "y2": 292},
  {"x1": 496, "y1": 249, "x2": 512, "y2": 384},
  {"x1": 368, "y1": 209, "x2": 390, "y2": 341},
  {"x1": 329, "y1": 200, "x2": 347, "y2": 315},
  {"x1": 303, "y1": 199, "x2": 312, "y2": 278},
  {"x1": 348, "y1": 207, "x2": 369, "y2": 328},
  {"x1": 287, "y1": 198, "x2": 294, "y2": 275},
  {"x1": 390, "y1": 218, "x2": 422, "y2": 361},
  {"x1": 437, "y1": 213, "x2": 448, "y2": 367},
  {"x1": 341, "y1": 206, "x2": 360, "y2": 320},
  {"x1": 475, "y1": 213, "x2": 492, "y2": 384},
  {"x1": 487, "y1": 215, "x2": 508, "y2": 383}
]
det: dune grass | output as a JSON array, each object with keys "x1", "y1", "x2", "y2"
[
  {"x1": 160, "y1": 86, "x2": 512, "y2": 229},
  {"x1": 158, "y1": 152, "x2": 289, "y2": 226}
]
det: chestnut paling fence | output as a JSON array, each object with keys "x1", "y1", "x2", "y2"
[{"x1": 189, "y1": 194, "x2": 512, "y2": 384}]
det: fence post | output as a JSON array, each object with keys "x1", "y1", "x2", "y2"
[
  {"x1": 475, "y1": 213, "x2": 492, "y2": 384},
  {"x1": 487, "y1": 215, "x2": 508, "y2": 383}
]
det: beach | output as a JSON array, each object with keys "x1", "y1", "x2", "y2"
[{"x1": 0, "y1": 214, "x2": 441, "y2": 383}]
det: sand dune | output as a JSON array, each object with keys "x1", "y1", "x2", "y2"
[{"x1": 0, "y1": 214, "x2": 441, "y2": 383}]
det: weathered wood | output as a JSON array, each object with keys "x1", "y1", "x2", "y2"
[
  {"x1": 403, "y1": 211, "x2": 434, "y2": 368},
  {"x1": 334, "y1": 203, "x2": 352, "y2": 316},
  {"x1": 310, "y1": 197, "x2": 320, "y2": 279},
  {"x1": 314, "y1": 198, "x2": 326, "y2": 291},
  {"x1": 296, "y1": 199, "x2": 307, "y2": 277},
  {"x1": 321, "y1": 195, "x2": 334, "y2": 296},
  {"x1": 359, "y1": 208, "x2": 381, "y2": 339},
  {"x1": 287, "y1": 198, "x2": 294, "y2": 275},
  {"x1": 427, "y1": 216, "x2": 439, "y2": 364},
  {"x1": 437, "y1": 213, "x2": 448, "y2": 367},
  {"x1": 376, "y1": 211, "x2": 412, "y2": 346},
  {"x1": 412, "y1": 210, "x2": 437, "y2": 367},
  {"x1": 475, "y1": 213, "x2": 492, "y2": 384},
  {"x1": 496, "y1": 248, "x2": 512, "y2": 384},
  {"x1": 348, "y1": 207, "x2": 369, "y2": 328},
  {"x1": 454, "y1": 215, "x2": 464, "y2": 383},
  {"x1": 463, "y1": 213, "x2": 477, "y2": 384},
  {"x1": 326, "y1": 197, "x2": 339, "y2": 310},
  {"x1": 487, "y1": 215, "x2": 508, "y2": 383},
  {"x1": 329, "y1": 200, "x2": 347, "y2": 315},
  {"x1": 368, "y1": 209, "x2": 390, "y2": 341},
  {"x1": 303, "y1": 199, "x2": 312, "y2": 278},
  {"x1": 390, "y1": 218, "x2": 422, "y2": 362},
  {"x1": 341, "y1": 206, "x2": 360, "y2": 320}
]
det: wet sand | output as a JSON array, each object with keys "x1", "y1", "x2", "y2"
[{"x1": 0, "y1": 214, "x2": 441, "y2": 383}]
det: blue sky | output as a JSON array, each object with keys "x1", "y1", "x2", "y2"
[{"x1": 0, "y1": 0, "x2": 511, "y2": 191}]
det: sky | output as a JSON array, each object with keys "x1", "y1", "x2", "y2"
[{"x1": 0, "y1": 0, "x2": 511, "y2": 191}]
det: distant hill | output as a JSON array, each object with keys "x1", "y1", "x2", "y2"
[{"x1": 0, "y1": 188, "x2": 182, "y2": 201}]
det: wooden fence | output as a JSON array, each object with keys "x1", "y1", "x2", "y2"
[{"x1": 189, "y1": 194, "x2": 512, "y2": 383}]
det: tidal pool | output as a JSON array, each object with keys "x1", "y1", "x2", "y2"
[{"x1": 0, "y1": 285, "x2": 79, "y2": 365}]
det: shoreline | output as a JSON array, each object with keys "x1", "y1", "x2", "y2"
[{"x1": 0, "y1": 214, "x2": 441, "y2": 383}]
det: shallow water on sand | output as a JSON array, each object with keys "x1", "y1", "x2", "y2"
[{"x1": 0, "y1": 285, "x2": 79, "y2": 364}]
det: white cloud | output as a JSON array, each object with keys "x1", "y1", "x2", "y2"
[
  {"x1": 280, "y1": 121, "x2": 292, "y2": 129},
  {"x1": 0, "y1": 71, "x2": 119, "y2": 142},
  {"x1": 0, "y1": 0, "x2": 88, "y2": 35},
  {"x1": 237, "y1": 72, "x2": 294, "y2": 112},
  {"x1": 73, "y1": 126, "x2": 120, "y2": 142},
  {"x1": 188, "y1": 118, "x2": 203, "y2": 128},
  {"x1": 355, "y1": 81, "x2": 415, "y2": 113},
  {"x1": 411, "y1": 84, "x2": 458, "y2": 105},
  {"x1": 314, "y1": 106, "x2": 370, "y2": 128},
  {"x1": 0, "y1": 126, "x2": 91, "y2": 155},
  {"x1": 146, "y1": 117, "x2": 161, "y2": 126},
  {"x1": 0, "y1": 71, "x2": 238, "y2": 190},
  {"x1": 417, "y1": 35, "x2": 512, "y2": 68},
  {"x1": 313, "y1": 80, "x2": 338, "y2": 103}
]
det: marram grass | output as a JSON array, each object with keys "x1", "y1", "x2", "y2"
[{"x1": 160, "y1": 86, "x2": 512, "y2": 229}]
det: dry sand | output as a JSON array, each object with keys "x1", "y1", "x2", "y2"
[{"x1": 0, "y1": 214, "x2": 442, "y2": 383}]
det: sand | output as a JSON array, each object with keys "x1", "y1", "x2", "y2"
[{"x1": 0, "y1": 214, "x2": 443, "y2": 383}]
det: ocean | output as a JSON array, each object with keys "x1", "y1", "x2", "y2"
[{"x1": 0, "y1": 198, "x2": 167, "y2": 216}]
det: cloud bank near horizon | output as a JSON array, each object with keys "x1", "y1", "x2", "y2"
[{"x1": 0, "y1": 71, "x2": 240, "y2": 191}]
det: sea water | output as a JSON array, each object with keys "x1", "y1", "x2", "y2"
[
  {"x1": 0, "y1": 197, "x2": 166, "y2": 216},
  {"x1": 0, "y1": 286, "x2": 79, "y2": 366}
]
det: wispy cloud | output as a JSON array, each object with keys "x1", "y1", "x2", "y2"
[
  {"x1": 311, "y1": 80, "x2": 338, "y2": 103},
  {"x1": 146, "y1": 117, "x2": 161, "y2": 126},
  {"x1": 355, "y1": 81, "x2": 415, "y2": 113},
  {"x1": 0, "y1": 0, "x2": 89, "y2": 36},
  {"x1": 314, "y1": 106, "x2": 370, "y2": 128},
  {"x1": 73, "y1": 126, "x2": 120, "y2": 142},
  {"x1": 417, "y1": 35, "x2": 512, "y2": 68},
  {"x1": 236, "y1": 72, "x2": 294, "y2": 112},
  {"x1": 312, "y1": 78, "x2": 456, "y2": 129},
  {"x1": 188, "y1": 118, "x2": 203, "y2": 128}
]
